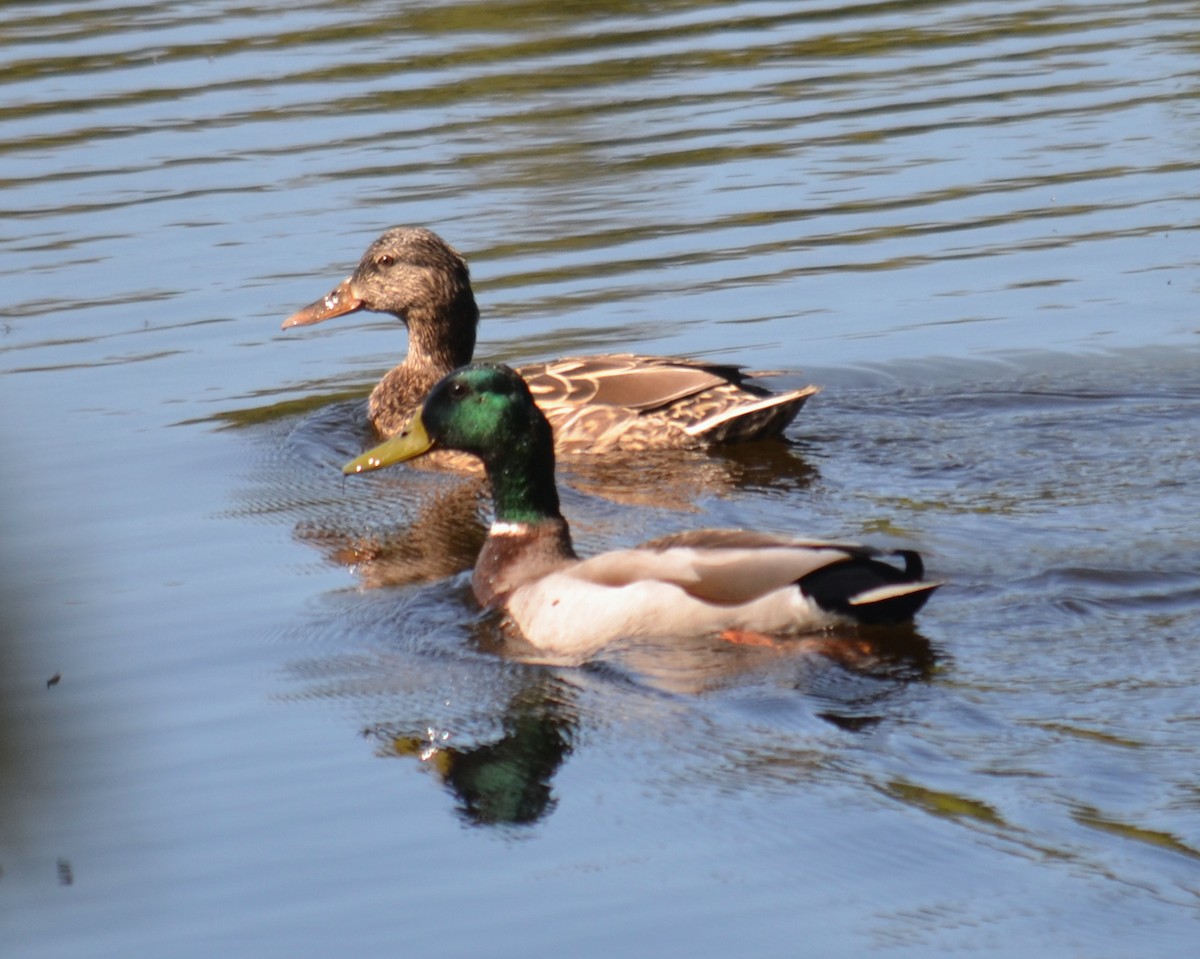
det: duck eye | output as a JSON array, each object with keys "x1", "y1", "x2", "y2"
[
  {"x1": 448, "y1": 381, "x2": 468, "y2": 399},
  {"x1": 375, "y1": 254, "x2": 395, "y2": 268}
]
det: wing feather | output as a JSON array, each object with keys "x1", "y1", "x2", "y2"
[
  {"x1": 568, "y1": 543, "x2": 854, "y2": 606},
  {"x1": 521, "y1": 354, "x2": 744, "y2": 411}
]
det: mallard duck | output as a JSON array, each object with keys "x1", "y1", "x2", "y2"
[
  {"x1": 283, "y1": 227, "x2": 818, "y2": 453},
  {"x1": 343, "y1": 365, "x2": 940, "y2": 661}
]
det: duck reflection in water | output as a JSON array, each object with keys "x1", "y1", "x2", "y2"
[
  {"x1": 368, "y1": 675, "x2": 576, "y2": 827},
  {"x1": 298, "y1": 475, "x2": 491, "y2": 589},
  {"x1": 307, "y1": 442, "x2": 819, "y2": 591},
  {"x1": 361, "y1": 625, "x2": 935, "y2": 827}
]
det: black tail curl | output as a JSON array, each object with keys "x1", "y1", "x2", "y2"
[{"x1": 799, "y1": 549, "x2": 937, "y2": 626}]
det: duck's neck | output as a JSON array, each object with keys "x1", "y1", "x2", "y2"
[
  {"x1": 369, "y1": 294, "x2": 479, "y2": 435},
  {"x1": 485, "y1": 428, "x2": 564, "y2": 527},
  {"x1": 405, "y1": 290, "x2": 478, "y2": 376},
  {"x1": 472, "y1": 426, "x2": 576, "y2": 608}
]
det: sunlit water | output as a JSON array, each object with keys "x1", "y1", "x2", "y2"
[{"x1": 2, "y1": 2, "x2": 1199, "y2": 956}]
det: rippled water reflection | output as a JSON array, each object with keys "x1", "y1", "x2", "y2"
[{"x1": 3, "y1": 1, "x2": 1199, "y2": 956}]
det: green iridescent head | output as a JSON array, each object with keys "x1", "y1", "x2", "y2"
[
  {"x1": 345, "y1": 364, "x2": 561, "y2": 524},
  {"x1": 344, "y1": 364, "x2": 552, "y2": 475}
]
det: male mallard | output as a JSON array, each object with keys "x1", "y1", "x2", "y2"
[
  {"x1": 344, "y1": 365, "x2": 939, "y2": 661},
  {"x1": 283, "y1": 227, "x2": 817, "y2": 453}
]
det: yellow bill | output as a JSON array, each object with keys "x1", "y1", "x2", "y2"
[{"x1": 343, "y1": 411, "x2": 434, "y2": 475}]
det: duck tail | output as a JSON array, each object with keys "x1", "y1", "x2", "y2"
[
  {"x1": 799, "y1": 549, "x2": 941, "y2": 626},
  {"x1": 684, "y1": 384, "x2": 820, "y2": 444},
  {"x1": 846, "y1": 580, "x2": 941, "y2": 624}
]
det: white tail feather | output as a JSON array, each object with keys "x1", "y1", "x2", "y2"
[
  {"x1": 849, "y1": 581, "x2": 944, "y2": 607},
  {"x1": 681, "y1": 385, "x2": 819, "y2": 436}
]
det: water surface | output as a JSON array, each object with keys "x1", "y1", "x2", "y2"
[{"x1": 2, "y1": 2, "x2": 1199, "y2": 956}]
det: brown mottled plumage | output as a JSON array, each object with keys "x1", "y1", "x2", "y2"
[{"x1": 282, "y1": 227, "x2": 818, "y2": 458}]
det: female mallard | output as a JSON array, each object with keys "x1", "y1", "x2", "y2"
[
  {"x1": 344, "y1": 365, "x2": 939, "y2": 661},
  {"x1": 283, "y1": 227, "x2": 817, "y2": 453}
]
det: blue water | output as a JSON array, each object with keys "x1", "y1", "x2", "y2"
[{"x1": 2, "y1": 2, "x2": 1199, "y2": 956}]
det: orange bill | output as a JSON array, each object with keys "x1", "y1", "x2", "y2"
[{"x1": 280, "y1": 277, "x2": 365, "y2": 329}]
